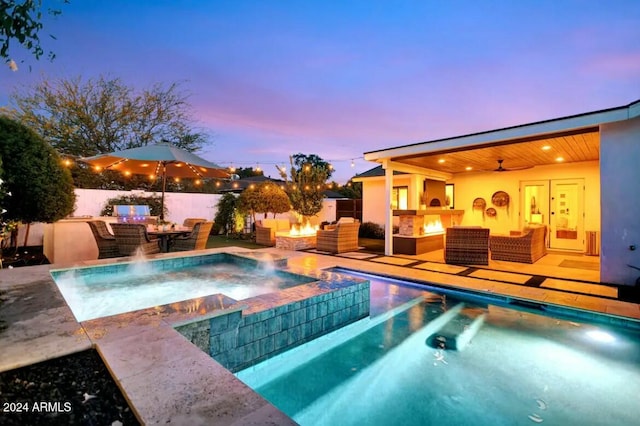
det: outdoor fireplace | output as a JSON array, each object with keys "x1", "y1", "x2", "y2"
[
  {"x1": 392, "y1": 209, "x2": 463, "y2": 255},
  {"x1": 275, "y1": 222, "x2": 319, "y2": 250}
]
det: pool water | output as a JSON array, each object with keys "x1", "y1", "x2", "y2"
[
  {"x1": 237, "y1": 270, "x2": 640, "y2": 426},
  {"x1": 52, "y1": 254, "x2": 315, "y2": 322}
]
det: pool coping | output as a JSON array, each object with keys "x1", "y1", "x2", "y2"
[
  {"x1": 2, "y1": 246, "x2": 640, "y2": 424},
  {"x1": 0, "y1": 247, "x2": 370, "y2": 424}
]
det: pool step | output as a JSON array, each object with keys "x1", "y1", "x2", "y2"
[{"x1": 426, "y1": 305, "x2": 487, "y2": 351}]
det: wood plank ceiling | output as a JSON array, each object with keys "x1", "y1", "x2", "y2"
[{"x1": 393, "y1": 129, "x2": 600, "y2": 175}]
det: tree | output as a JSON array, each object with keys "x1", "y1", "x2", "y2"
[
  {"x1": 0, "y1": 0, "x2": 67, "y2": 67},
  {"x1": 0, "y1": 115, "x2": 75, "y2": 247},
  {"x1": 328, "y1": 180, "x2": 362, "y2": 199},
  {"x1": 8, "y1": 75, "x2": 209, "y2": 157},
  {"x1": 338, "y1": 180, "x2": 362, "y2": 199},
  {"x1": 278, "y1": 153, "x2": 332, "y2": 218},
  {"x1": 234, "y1": 167, "x2": 264, "y2": 179},
  {"x1": 237, "y1": 182, "x2": 290, "y2": 221},
  {"x1": 214, "y1": 193, "x2": 243, "y2": 236}
]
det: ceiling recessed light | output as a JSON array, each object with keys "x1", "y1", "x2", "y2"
[
  {"x1": 542, "y1": 145, "x2": 551, "y2": 151},
  {"x1": 556, "y1": 156, "x2": 564, "y2": 162},
  {"x1": 465, "y1": 166, "x2": 473, "y2": 171},
  {"x1": 438, "y1": 159, "x2": 445, "y2": 164}
]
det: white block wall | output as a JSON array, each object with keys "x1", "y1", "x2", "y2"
[{"x1": 16, "y1": 189, "x2": 339, "y2": 246}]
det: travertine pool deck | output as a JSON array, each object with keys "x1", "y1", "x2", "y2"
[{"x1": 1, "y1": 246, "x2": 639, "y2": 424}]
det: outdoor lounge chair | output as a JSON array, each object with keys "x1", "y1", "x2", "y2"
[
  {"x1": 183, "y1": 217, "x2": 208, "y2": 229},
  {"x1": 87, "y1": 220, "x2": 120, "y2": 259},
  {"x1": 171, "y1": 221, "x2": 214, "y2": 251},
  {"x1": 110, "y1": 223, "x2": 160, "y2": 256},
  {"x1": 444, "y1": 227, "x2": 490, "y2": 265},
  {"x1": 255, "y1": 219, "x2": 291, "y2": 246},
  {"x1": 316, "y1": 221, "x2": 360, "y2": 254},
  {"x1": 489, "y1": 225, "x2": 547, "y2": 264}
]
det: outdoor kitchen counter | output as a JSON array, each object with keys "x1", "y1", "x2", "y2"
[{"x1": 43, "y1": 217, "x2": 118, "y2": 265}]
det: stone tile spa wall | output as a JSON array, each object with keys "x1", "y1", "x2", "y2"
[{"x1": 177, "y1": 279, "x2": 370, "y2": 372}]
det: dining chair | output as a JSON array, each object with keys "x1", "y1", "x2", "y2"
[
  {"x1": 183, "y1": 218, "x2": 208, "y2": 229},
  {"x1": 171, "y1": 221, "x2": 214, "y2": 252},
  {"x1": 110, "y1": 223, "x2": 160, "y2": 256},
  {"x1": 86, "y1": 220, "x2": 121, "y2": 259}
]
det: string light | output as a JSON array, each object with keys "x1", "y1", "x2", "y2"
[{"x1": 213, "y1": 157, "x2": 364, "y2": 171}]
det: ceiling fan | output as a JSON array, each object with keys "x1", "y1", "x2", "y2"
[{"x1": 493, "y1": 159, "x2": 531, "y2": 172}]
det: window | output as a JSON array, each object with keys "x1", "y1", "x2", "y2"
[{"x1": 391, "y1": 186, "x2": 408, "y2": 210}]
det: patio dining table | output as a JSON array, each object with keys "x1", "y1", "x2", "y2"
[{"x1": 147, "y1": 226, "x2": 191, "y2": 253}]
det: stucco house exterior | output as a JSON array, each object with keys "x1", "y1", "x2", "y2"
[{"x1": 354, "y1": 99, "x2": 640, "y2": 286}]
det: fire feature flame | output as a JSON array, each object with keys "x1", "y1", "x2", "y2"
[
  {"x1": 290, "y1": 222, "x2": 319, "y2": 236},
  {"x1": 423, "y1": 219, "x2": 444, "y2": 235}
]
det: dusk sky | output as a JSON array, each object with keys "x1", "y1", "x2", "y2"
[{"x1": 2, "y1": 0, "x2": 639, "y2": 183}]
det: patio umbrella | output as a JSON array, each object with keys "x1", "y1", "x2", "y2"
[{"x1": 81, "y1": 143, "x2": 229, "y2": 220}]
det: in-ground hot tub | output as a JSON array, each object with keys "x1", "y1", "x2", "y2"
[{"x1": 50, "y1": 252, "x2": 317, "y2": 322}]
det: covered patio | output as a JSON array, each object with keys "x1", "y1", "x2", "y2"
[{"x1": 358, "y1": 99, "x2": 640, "y2": 287}]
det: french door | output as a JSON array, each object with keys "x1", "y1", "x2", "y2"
[{"x1": 520, "y1": 179, "x2": 585, "y2": 251}]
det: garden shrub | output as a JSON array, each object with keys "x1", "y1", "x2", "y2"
[
  {"x1": 359, "y1": 221, "x2": 385, "y2": 239},
  {"x1": 214, "y1": 193, "x2": 244, "y2": 236}
]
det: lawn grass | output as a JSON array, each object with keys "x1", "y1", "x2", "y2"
[{"x1": 206, "y1": 234, "x2": 265, "y2": 250}]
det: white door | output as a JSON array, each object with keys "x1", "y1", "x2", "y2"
[{"x1": 549, "y1": 179, "x2": 584, "y2": 251}]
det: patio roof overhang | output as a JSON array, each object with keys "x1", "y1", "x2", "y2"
[{"x1": 364, "y1": 99, "x2": 640, "y2": 177}]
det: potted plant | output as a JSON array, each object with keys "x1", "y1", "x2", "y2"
[{"x1": 420, "y1": 191, "x2": 429, "y2": 209}]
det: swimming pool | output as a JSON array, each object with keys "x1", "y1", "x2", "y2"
[
  {"x1": 51, "y1": 253, "x2": 316, "y2": 322},
  {"x1": 237, "y1": 269, "x2": 640, "y2": 426}
]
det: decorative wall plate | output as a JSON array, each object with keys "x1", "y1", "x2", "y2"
[
  {"x1": 491, "y1": 191, "x2": 509, "y2": 207},
  {"x1": 486, "y1": 207, "x2": 497, "y2": 218},
  {"x1": 472, "y1": 197, "x2": 486, "y2": 211}
]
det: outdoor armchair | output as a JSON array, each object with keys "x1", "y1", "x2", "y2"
[
  {"x1": 444, "y1": 227, "x2": 490, "y2": 265},
  {"x1": 489, "y1": 225, "x2": 547, "y2": 264},
  {"x1": 110, "y1": 223, "x2": 160, "y2": 256},
  {"x1": 87, "y1": 220, "x2": 120, "y2": 259},
  {"x1": 316, "y1": 221, "x2": 360, "y2": 254},
  {"x1": 171, "y1": 221, "x2": 214, "y2": 252},
  {"x1": 255, "y1": 219, "x2": 291, "y2": 246}
]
